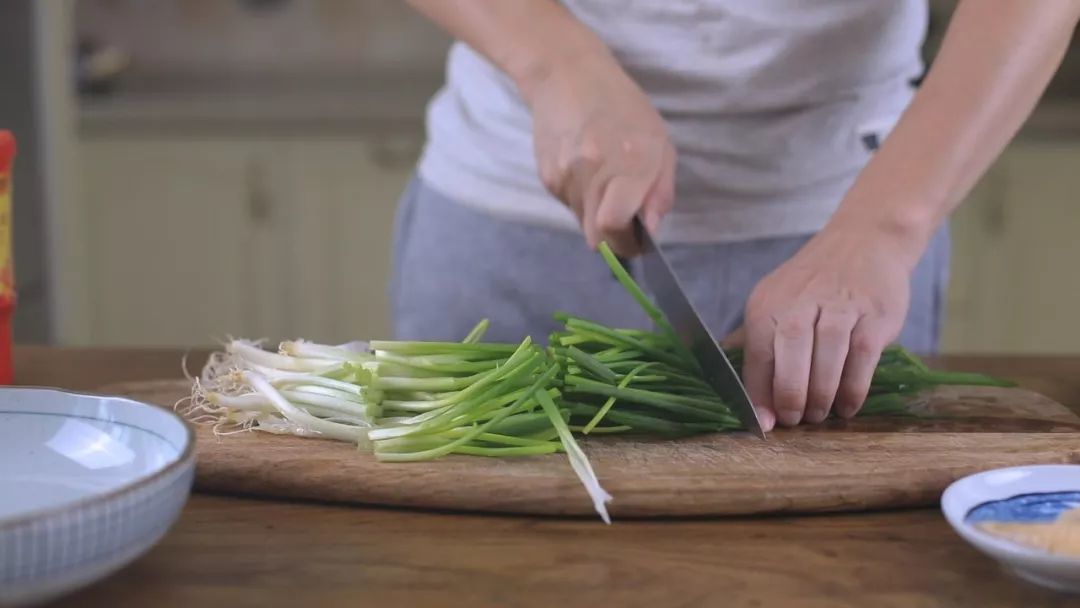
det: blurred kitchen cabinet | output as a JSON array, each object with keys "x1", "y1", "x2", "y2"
[
  {"x1": 80, "y1": 139, "x2": 265, "y2": 347},
  {"x1": 271, "y1": 138, "x2": 416, "y2": 344},
  {"x1": 941, "y1": 158, "x2": 1007, "y2": 353},
  {"x1": 78, "y1": 135, "x2": 417, "y2": 347},
  {"x1": 81, "y1": 134, "x2": 1077, "y2": 352},
  {"x1": 942, "y1": 141, "x2": 1080, "y2": 354}
]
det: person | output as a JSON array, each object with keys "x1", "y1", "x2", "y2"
[{"x1": 391, "y1": 0, "x2": 1080, "y2": 430}]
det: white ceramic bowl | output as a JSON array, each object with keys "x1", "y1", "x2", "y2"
[
  {"x1": 0, "y1": 387, "x2": 195, "y2": 606},
  {"x1": 942, "y1": 464, "x2": 1080, "y2": 592}
]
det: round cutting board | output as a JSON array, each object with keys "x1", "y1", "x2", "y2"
[{"x1": 98, "y1": 380, "x2": 1080, "y2": 519}]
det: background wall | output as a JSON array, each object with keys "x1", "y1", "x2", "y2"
[
  {"x1": 0, "y1": 2, "x2": 54, "y2": 343},
  {"x1": 6, "y1": 0, "x2": 1080, "y2": 355},
  {"x1": 75, "y1": 0, "x2": 450, "y2": 77}
]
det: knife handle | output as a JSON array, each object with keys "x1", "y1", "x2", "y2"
[
  {"x1": 608, "y1": 216, "x2": 650, "y2": 279},
  {"x1": 615, "y1": 215, "x2": 653, "y2": 278}
]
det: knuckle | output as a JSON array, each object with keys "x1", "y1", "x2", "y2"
[
  {"x1": 578, "y1": 136, "x2": 604, "y2": 164},
  {"x1": 823, "y1": 299, "x2": 858, "y2": 318},
  {"x1": 838, "y1": 378, "x2": 870, "y2": 406},
  {"x1": 619, "y1": 136, "x2": 657, "y2": 166},
  {"x1": 869, "y1": 299, "x2": 892, "y2": 318},
  {"x1": 772, "y1": 384, "x2": 805, "y2": 410},
  {"x1": 554, "y1": 154, "x2": 576, "y2": 180},
  {"x1": 745, "y1": 292, "x2": 771, "y2": 320},
  {"x1": 652, "y1": 181, "x2": 675, "y2": 209},
  {"x1": 745, "y1": 347, "x2": 774, "y2": 366},
  {"x1": 597, "y1": 218, "x2": 623, "y2": 236},
  {"x1": 744, "y1": 346, "x2": 774, "y2": 367},
  {"x1": 594, "y1": 207, "x2": 624, "y2": 235},
  {"x1": 539, "y1": 166, "x2": 562, "y2": 193},
  {"x1": 776, "y1": 315, "x2": 809, "y2": 341},
  {"x1": 816, "y1": 318, "x2": 850, "y2": 341},
  {"x1": 850, "y1": 334, "x2": 882, "y2": 359}
]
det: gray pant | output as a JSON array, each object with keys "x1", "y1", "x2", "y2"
[{"x1": 390, "y1": 176, "x2": 950, "y2": 353}]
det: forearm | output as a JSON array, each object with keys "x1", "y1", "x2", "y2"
[
  {"x1": 829, "y1": 0, "x2": 1080, "y2": 268},
  {"x1": 404, "y1": 0, "x2": 615, "y2": 103}
]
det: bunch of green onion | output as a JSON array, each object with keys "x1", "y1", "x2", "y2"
[{"x1": 185, "y1": 242, "x2": 1012, "y2": 523}]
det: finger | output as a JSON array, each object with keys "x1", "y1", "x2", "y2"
[
  {"x1": 741, "y1": 315, "x2": 777, "y2": 432},
  {"x1": 772, "y1": 308, "x2": 817, "y2": 427},
  {"x1": 595, "y1": 174, "x2": 654, "y2": 256},
  {"x1": 566, "y1": 157, "x2": 605, "y2": 248},
  {"x1": 834, "y1": 317, "x2": 890, "y2": 418},
  {"x1": 721, "y1": 324, "x2": 746, "y2": 350},
  {"x1": 582, "y1": 176, "x2": 607, "y2": 250},
  {"x1": 804, "y1": 305, "x2": 858, "y2": 424},
  {"x1": 551, "y1": 139, "x2": 584, "y2": 214},
  {"x1": 535, "y1": 126, "x2": 561, "y2": 184},
  {"x1": 641, "y1": 143, "x2": 676, "y2": 234}
]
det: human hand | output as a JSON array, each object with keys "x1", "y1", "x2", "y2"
[
  {"x1": 525, "y1": 52, "x2": 676, "y2": 256},
  {"x1": 726, "y1": 227, "x2": 921, "y2": 430}
]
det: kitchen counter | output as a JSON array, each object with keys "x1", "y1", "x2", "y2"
[{"x1": 15, "y1": 345, "x2": 1080, "y2": 607}]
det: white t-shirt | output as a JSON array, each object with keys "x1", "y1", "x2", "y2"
[{"x1": 417, "y1": 0, "x2": 928, "y2": 244}]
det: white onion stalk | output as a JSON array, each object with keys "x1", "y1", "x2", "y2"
[
  {"x1": 208, "y1": 392, "x2": 364, "y2": 425},
  {"x1": 285, "y1": 384, "x2": 366, "y2": 402},
  {"x1": 280, "y1": 339, "x2": 372, "y2": 362},
  {"x1": 208, "y1": 392, "x2": 276, "y2": 413},
  {"x1": 243, "y1": 371, "x2": 366, "y2": 443},
  {"x1": 248, "y1": 368, "x2": 366, "y2": 395},
  {"x1": 278, "y1": 389, "x2": 369, "y2": 422},
  {"x1": 534, "y1": 388, "x2": 613, "y2": 524},
  {"x1": 227, "y1": 340, "x2": 342, "y2": 373}
]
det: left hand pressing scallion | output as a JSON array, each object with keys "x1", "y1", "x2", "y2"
[
  {"x1": 730, "y1": 0, "x2": 1080, "y2": 429},
  {"x1": 735, "y1": 225, "x2": 917, "y2": 430}
]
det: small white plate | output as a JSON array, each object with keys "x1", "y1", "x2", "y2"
[
  {"x1": 0, "y1": 387, "x2": 195, "y2": 606},
  {"x1": 942, "y1": 464, "x2": 1080, "y2": 592}
]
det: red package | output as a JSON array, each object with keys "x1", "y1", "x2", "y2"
[{"x1": 0, "y1": 131, "x2": 16, "y2": 384}]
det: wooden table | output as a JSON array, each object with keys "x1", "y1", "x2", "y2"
[{"x1": 17, "y1": 346, "x2": 1080, "y2": 608}]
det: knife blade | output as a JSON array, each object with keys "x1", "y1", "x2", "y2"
[{"x1": 632, "y1": 217, "x2": 767, "y2": 439}]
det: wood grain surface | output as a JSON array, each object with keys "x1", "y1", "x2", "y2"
[
  {"x1": 96, "y1": 378, "x2": 1080, "y2": 518},
  {"x1": 59, "y1": 493, "x2": 1080, "y2": 608},
  {"x1": 17, "y1": 348, "x2": 1080, "y2": 607}
]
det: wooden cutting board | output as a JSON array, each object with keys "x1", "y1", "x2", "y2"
[{"x1": 98, "y1": 379, "x2": 1080, "y2": 519}]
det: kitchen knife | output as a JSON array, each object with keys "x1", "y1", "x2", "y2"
[{"x1": 632, "y1": 216, "x2": 767, "y2": 439}]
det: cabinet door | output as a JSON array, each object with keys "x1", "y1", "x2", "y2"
[
  {"x1": 283, "y1": 137, "x2": 418, "y2": 343},
  {"x1": 80, "y1": 138, "x2": 257, "y2": 346},
  {"x1": 941, "y1": 161, "x2": 1011, "y2": 353},
  {"x1": 995, "y1": 142, "x2": 1080, "y2": 353},
  {"x1": 943, "y1": 142, "x2": 1080, "y2": 354}
]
